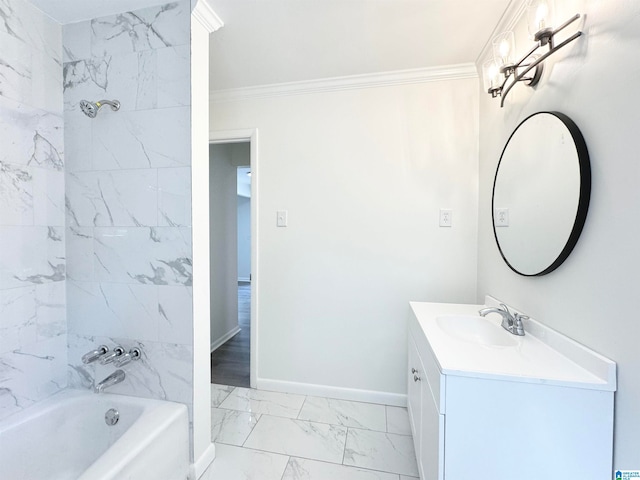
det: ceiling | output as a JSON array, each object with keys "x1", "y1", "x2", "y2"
[
  {"x1": 208, "y1": 0, "x2": 511, "y2": 91},
  {"x1": 26, "y1": 0, "x2": 511, "y2": 92}
]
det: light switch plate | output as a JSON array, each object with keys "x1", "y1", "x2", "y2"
[{"x1": 277, "y1": 210, "x2": 288, "y2": 227}]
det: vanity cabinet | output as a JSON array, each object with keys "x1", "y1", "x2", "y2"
[
  {"x1": 408, "y1": 301, "x2": 616, "y2": 480},
  {"x1": 408, "y1": 337, "x2": 443, "y2": 480}
]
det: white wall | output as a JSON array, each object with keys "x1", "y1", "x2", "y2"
[
  {"x1": 476, "y1": 0, "x2": 640, "y2": 466},
  {"x1": 237, "y1": 195, "x2": 251, "y2": 281},
  {"x1": 209, "y1": 144, "x2": 240, "y2": 348},
  {"x1": 211, "y1": 77, "x2": 479, "y2": 400}
]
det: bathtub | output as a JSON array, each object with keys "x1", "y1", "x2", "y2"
[{"x1": 0, "y1": 389, "x2": 189, "y2": 480}]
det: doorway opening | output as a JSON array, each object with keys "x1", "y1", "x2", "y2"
[{"x1": 208, "y1": 135, "x2": 257, "y2": 388}]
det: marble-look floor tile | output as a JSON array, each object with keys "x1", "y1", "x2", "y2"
[
  {"x1": 211, "y1": 407, "x2": 260, "y2": 446},
  {"x1": 282, "y1": 457, "x2": 400, "y2": 480},
  {"x1": 211, "y1": 384, "x2": 235, "y2": 407},
  {"x1": 344, "y1": 429, "x2": 418, "y2": 477},
  {"x1": 200, "y1": 443, "x2": 289, "y2": 480},
  {"x1": 386, "y1": 406, "x2": 411, "y2": 435},
  {"x1": 244, "y1": 415, "x2": 347, "y2": 464},
  {"x1": 219, "y1": 387, "x2": 306, "y2": 418},
  {"x1": 298, "y1": 396, "x2": 386, "y2": 431}
]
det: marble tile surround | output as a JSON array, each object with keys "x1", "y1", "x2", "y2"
[
  {"x1": 1, "y1": 0, "x2": 194, "y2": 447},
  {"x1": 205, "y1": 385, "x2": 418, "y2": 480},
  {"x1": 62, "y1": 0, "x2": 194, "y2": 421},
  {"x1": 0, "y1": 0, "x2": 65, "y2": 421}
]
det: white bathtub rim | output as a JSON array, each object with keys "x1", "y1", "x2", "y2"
[
  {"x1": 0, "y1": 389, "x2": 186, "y2": 429},
  {"x1": 0, "y1": 388, "x2": 190, "y2": 480},
  {"x1": 79, "y1": 397, "x2": 188, "y2": 479}
]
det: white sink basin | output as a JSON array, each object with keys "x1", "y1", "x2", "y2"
[{"x1": 436, "y1": 314, "x2": 519, "y2": 347}]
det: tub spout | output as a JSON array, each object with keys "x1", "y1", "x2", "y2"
[{"x1": 95, "y1": 369, "x2": 126, "y2": 393}]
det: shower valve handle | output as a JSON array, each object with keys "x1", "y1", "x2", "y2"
[
  {"x1": 99, "y1": 346, "x2": 125, "y2": 365},
  {"x1": 81, "y1": 345, "x2": 109, "y2": 364},
  {"x1": 114, "y1": 348, "x2": 142, "y2": 368}
]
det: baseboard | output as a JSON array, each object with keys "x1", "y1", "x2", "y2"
[
  {"x1": 237, "y1": 276, "x2": 250, "y2": 282},
  {"x1": 191, "y1": 442, "x2": 216, "y2": 479},
  {"x1": 210, "y1": 326, "x2": 242, "y2": 353},
  {"x1": 256, "y1": 378, "x2": 407, "y2": 407}
]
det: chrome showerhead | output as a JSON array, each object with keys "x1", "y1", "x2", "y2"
[{"x1": 79, "y1": 99, "x2": 120, "y2": 118}]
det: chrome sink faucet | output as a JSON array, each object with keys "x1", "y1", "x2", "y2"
[
  {"x1": 478, "y1": 303, "x2": 527, "y2": 336},
  {"x1": 95, "y1": 369, "x2": 126, "y2": 393}
]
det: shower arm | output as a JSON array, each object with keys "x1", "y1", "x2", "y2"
[{"x1": 96, "y1": 100, "x2": 120, "y2": 111}]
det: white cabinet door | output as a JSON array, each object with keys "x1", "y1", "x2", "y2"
[
  {"x1": 420, "y1": 384, "x2": 444, "y2": 480},
  {"x1": 407, "y1": 337, "x2": 423, "y2": 458}
]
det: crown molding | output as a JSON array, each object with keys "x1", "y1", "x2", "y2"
[
  {"x1": 476, "y1": 0, "x2": 527, "y2": 67},
  {"x1": 210, "y1": 64, "x2": 478, "y2": 103},
  {"x1": 192, "y1": 0, "x2": 224, "y2": 33}
]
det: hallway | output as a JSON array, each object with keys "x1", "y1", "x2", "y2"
[{"x1": 210, "y1": 282, "x2": 251, "y2": 387}]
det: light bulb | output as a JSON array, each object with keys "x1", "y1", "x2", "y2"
[
  {"x1": 536, "y1": 3, "x2": 549, "y2": 30},
  {"x1": 492, "y1": 31, "x2": 516, "y2": 71},
  {"x1": 499, "y1": 39, "x2": 510, "y2": 60},
  {"x1": 527, "y1": 0, "x2": 555, "y2": 39},
  {"x1": 483, "y1": 60, "x2": 501, "y2": 92}
]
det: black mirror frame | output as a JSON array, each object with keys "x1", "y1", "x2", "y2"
[{"x1": 491, "y1": 111, "x2": 591, "y2": 276}]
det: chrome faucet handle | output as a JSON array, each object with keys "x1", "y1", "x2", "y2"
[
  {"x1": 113, "y1": 348, "x2": 142, "y2": 368},
  {"x1": 499, "y1": 303, "x2": 515, "y2": 326},
  {"x1": 82, "y1": 345, "x2": 109, "y2": 364},
  {"x1": 99, "y1": 346, "x2": 125, "y2": 365},
  {"x1": 513, "y1": 313, "x2": 528, "y2": 336}
]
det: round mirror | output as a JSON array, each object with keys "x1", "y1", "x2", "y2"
[{"x1": 492, "y1": 111, "x2": 590, "y2": 276}]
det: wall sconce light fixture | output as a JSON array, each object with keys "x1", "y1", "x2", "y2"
[{"x1": 483, "y1": 0, "x2": 583, "y2": 107}]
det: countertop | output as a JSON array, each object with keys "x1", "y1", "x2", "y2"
[{"x1": 409, "y1": 299, "x2": 616, "y2": 391}]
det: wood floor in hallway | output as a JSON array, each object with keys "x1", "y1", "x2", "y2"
[{"x1": 210, "y1": 282, "x2": 251, "y2": 387}]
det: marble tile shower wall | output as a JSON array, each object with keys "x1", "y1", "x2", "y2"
[
  {"x1": 63, "y1": 1, "x2": 194, "y2": 411},
  {"x1": 0, "y1": 0, "x2": 66, "y2": 421}
]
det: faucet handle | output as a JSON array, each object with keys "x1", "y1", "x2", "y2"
[
  {"x1": 82, "y1": 345, "x2": 109, "y2": 364},
  {"x1": 99, "y1": 346, "x2": 125, "y2": 365},
  {"x1": 113, "y1": 348, "x2": 142, "y2": 368},
  {"x1": 513, "y1": 313, "x2": 528, "y2": 336}
]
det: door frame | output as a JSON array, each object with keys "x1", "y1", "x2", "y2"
[{"x1": 208, "y1": 128, "x2": 259, "y2": 388}]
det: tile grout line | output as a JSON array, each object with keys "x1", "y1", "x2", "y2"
[
  {"x1": 210, "y1": 384, "x2": 235, "y2": 408},
  {"x1": 384, "y1": 405, "x2": 389, "y2": 433},
  {"x1": 241, "y1": 412, "x2": 261, "y2": 448},
  {"x1": 278, "y1": 455, "x2": 292, "y2": 480},
  {"x1": 285, "y1": 455, "x2": 413, "y2": 479}
]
